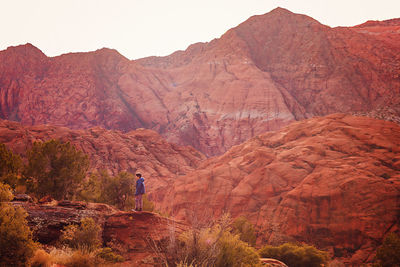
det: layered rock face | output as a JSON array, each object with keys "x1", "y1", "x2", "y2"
[
  {"x1": 0, "y1": 119, "x2": 205, "y2": 201},
  {"x1": 1, "y1": 8, "x2": 399, "y2": 155},
  {"x1": 13, "y1": 200, "x2": 186, "y2": 266},
  {"x1": 161, "y1": 114, "x2": 400, "y2": 265}
]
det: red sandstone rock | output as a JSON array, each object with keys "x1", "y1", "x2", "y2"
[
  {"x1": 161, "y1": 114, "x2": 400, "y2": 265},
  {"x1": 14, "y1": 201, "x2": 185, "y2": 266},
  {"x1": 0, "y1": 119, "x2": 205, "y2": 202},
  {"x1": 0, "y1": 9, "x2": 399, "y2": 156}
]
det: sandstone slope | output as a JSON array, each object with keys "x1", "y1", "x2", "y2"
[
  {"x1": 161, "y1": 114, "x2": 400, "y2": 265},
  {"x1": 1, "y1": 8, "x2": 400, "y2": 155},
  {"x1": 0, "y1": 119, "x2": 205, "y2": 201}
]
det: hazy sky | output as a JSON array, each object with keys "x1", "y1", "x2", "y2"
[{"x1": 1, "y1": 0, "x2": 399, "y2": 60}]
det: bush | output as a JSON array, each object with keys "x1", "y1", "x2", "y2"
[
  {"x1": 259, "y1": 242, "x2": 329, "y2": 267},
  {"x1": 96, "y1": 247, "x2": 124, "y2": 263},
  {"x1": 0, "y1": 185, "x2": 37, "y2": 266},
  {"x1": 0, "y1": 182, "x2": 13, "y2": 202},
  {"x1": 231, "y1": 216, "x2": 257, "y2": 246},
  {"x1": 157, "y1": 214, "x2": 261, "y2": 267},
  {"x1": 30, "y1": 249, "x2": 52, "y2": 267},
  {"x1": 0, "y1": 143, "x2": 22, "y2": 188},
  {"x1": 60, "y1": 217, "x2": 102, "y2": 252},
  {"x1": 375, "y1": 232, "x2": 400, "y2": 267},
  {"x1": 216, "y1": 231, "x2": 260, "y2": 267},
  {"x1": 24, "y1": 139, "x2": 89, "y2": 200}
]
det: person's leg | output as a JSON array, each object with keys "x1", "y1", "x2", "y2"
[
  {"x1": 135, "y1": 195, "x2": 140, "y2": 211},
  {"x1": 138, "y1": 194, "x2": 143, "y2": 211}
]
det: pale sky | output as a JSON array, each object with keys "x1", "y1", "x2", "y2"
[{"x1": 0, "y1": 0, "x2": 399, "y2": 60}]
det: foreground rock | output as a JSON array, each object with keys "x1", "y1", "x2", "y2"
[
  {"x1": 1, "y1": 8, "x2": 399, "y2": 155},
  {"x1": 161, "y1": 114, "x2": 400, "y2": 265},
  {"x1": 13, "y1": 200, "x2": 186, "y2": 266},
  {"x1": 0, "y1": 119, "x2": 205, "y2": 202}
]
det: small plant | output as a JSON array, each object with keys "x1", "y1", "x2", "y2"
[{"x1": 60, "y1": 217, "x2": 102, "y2": 252}]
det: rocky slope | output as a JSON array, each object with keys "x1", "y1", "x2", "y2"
[
  {"x1": 160, "y1": 114, "x2": 400, "y2": 265},
  {"x1": 0, "y1": 119, "x2": 205, "y2": 201},
  {"x1": 12, "y1": 200, "x2": 186, "y2": 266},
  {"x1": 1, "y1": 8, "x2": 399, "y2": 156}
]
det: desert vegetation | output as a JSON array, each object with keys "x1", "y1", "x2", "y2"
[
  {"x1": 151, "y1": 214, "x2": 261, "y2": 267},
  {"x1": 0, "y1": 182, "x2": 36, "y2": 267},
  {"x1": 259, "y1": 242, "x2": 329, "y2": 267},
  {"x1": 0, "y1": 140, "x2": 155, "y2": 211},
  {"x1": 374, "y1": 232, "x2": 400, "y2": 267}
]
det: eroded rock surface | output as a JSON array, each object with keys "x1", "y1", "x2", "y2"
[
  {"x1": 161, "y1": 114, "x2": 400, "y2": 265},
  {"x1": 1, "y1": 9, "x2": 399, "y2": 155}
]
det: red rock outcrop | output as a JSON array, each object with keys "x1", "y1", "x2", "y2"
[
  {"x1": 161, "y1": 114, "x2": 400, "y2": 265},
  {"x1": 0, "y1": 119, "x2": 205, "y2": 202},
  {"x1": 13, "y1": 200, "x2": 186, "y2": 266},
  {"x1": 1, "y1": 8, "x2": 399, "y2": 156}
]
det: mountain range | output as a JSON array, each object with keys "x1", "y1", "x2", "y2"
[
  {"x1": 1, "y1": 7, "x2": 400, "y2": 265},
  {"x1": 1, "y1": 7, "x2": 399, "y2": 156}
]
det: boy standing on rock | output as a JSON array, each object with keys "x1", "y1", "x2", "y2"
[{"x1": 134, "y1": 173, "x2": 145, "y2": 211}]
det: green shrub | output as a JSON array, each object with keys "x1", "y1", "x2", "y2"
[
  {"x1": 24, "y1": 139, "x2": 89, "y2": 200},
  {"x1": 0, "y1": 188, "x2": 37, "y2": 266},
  {"x1": 0, "y1": 143, "x2": 22, "y2": 188},
  {"x1": 375, "y1": 232, "x2": 400, "y2": 267},
  {"x1": 259, "y1": 243, "x2": 329, "y2": 267},
  {"x1": 96, "y1": 247, "x2": 124, "y2": 262},
  {"x1": 216, "y1": 231, "x2": 260, "y2": 267},
  {"x1": 60, "y1": 217, "x2": 102, "y2": 252},
  {"x1": 231, "y1": 216, "x2": 256, "y2": 246}
]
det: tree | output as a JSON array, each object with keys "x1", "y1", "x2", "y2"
[
  {"x1": 24, "y1": 140, "x2": 89, "y2": 200},
  {"x1": 0, "y1": 182, "x2": 36, "y2": 266},
  {"x1": 375, "y1": 233, "x2": 400, "y2": 267},
  {"x1": 78, "y1": 171, "x2": 135, "y2": 210},
  {"x1": 0, "y1": 143, "x2": 22, "y2": 188}
]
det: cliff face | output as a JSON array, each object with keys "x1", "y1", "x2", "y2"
[
  {"x1": 0, "y1": 119, "x2": 205, "y2": 202},
  {"x1": 1, "y1": 9, "x2": 399, "y2": 156},
  {"x1": 161, "y1": 114, "x2": 400, "y2": 265}
]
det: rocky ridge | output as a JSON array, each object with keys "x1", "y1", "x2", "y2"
[
  {"x1": 161, "y1": 114, "x2": 400, "y2": 265},
  {"x1": 0, "y1": 119, "x2": 205, "y2": 202},
  {"x1": 0, "y1": 8, "x2": 399, "y2": 155}
]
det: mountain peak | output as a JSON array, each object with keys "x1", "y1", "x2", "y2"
[{"x1": 3, "y1": 43, "x2": 46, "y2": 57}]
